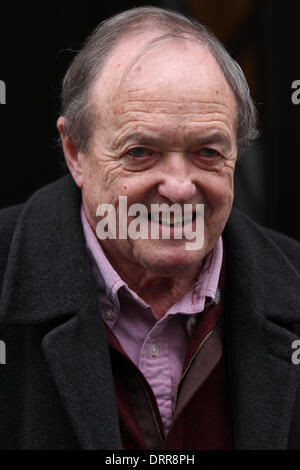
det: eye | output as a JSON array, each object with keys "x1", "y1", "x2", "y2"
[
  {"x1": 127, "y1": 147, "x2": 151, "y2": 158},
  {"x1": 198, "y1": 148, "x2": 219, "y2": 158},
  {"x1": 123, "y1": 146, "x2": 157, "y2": 171},
  {"x1": 192, "y1": 147, "x2": 223, "y2": 169}
]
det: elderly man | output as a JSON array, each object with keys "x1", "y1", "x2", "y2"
[{"x1": 1, "y1": 7, "x2": 300, "y2": 450}]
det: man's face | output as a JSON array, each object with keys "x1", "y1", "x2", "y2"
[{"x1": 77, "y1": 37, "x2": 238, "y2": 278}]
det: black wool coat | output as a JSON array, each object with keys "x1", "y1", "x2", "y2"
[{"x1": 1, "y1": 174, "x2": 300, "y2": 450}]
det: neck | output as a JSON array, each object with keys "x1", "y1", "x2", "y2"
[
  {"x1": 135, "y1": 271, "x2": 201, "y2": 319},
  {"x1": 103, "y1": 248, "x2": 202, "y2": 320}
]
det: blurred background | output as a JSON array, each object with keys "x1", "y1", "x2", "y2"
[{"x1": 0, "y1": 0, "x2": 300, "y2": 239}]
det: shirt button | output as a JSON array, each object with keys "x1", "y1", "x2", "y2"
[
  {"x1": 103, "y1": 309, "x2": 114, "y2": 321},
  {"x1": 149, "y1": 343, "x2": 159, "y2": 357}
]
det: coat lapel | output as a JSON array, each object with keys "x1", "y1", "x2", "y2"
[
  {"x1": 42, "y1": 298, "x2": 121, "y2": 449},
  {"x1": 224, "y1": 209, "x2": 300, "y2": 449},
  {"x1": 0, "y1": 175, "x2": 122, "y2": 449}
]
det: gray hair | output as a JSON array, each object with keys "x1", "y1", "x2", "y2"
[{"x1": 60, "y1": 6, "x2": 259, "y2": 155}]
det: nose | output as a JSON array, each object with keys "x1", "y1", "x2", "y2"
[{"x1": 157, "y1": 153, "x2": 197, "y2": 203}]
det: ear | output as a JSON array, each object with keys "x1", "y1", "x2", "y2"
[{"x1": 57, "y1": 116, "x2": 84, "y2": 188}]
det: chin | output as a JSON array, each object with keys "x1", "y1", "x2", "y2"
[{"x1": 134, "y1": 242, "x2": 206, "y2": 275}]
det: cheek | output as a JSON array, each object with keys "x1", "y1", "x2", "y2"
[
  {"x1": 201, "y1": 173, "x2": 234, "y2": 211},
  {"x1": 83, "y1": 158, "x2": 123, "y2": 204},
  {"x1": 115, "y1": 171, "x2": 157, "y2": 202}
]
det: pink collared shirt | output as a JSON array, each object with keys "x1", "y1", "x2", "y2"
[{"x1": 81, "y1": 206, "x2": 223, "y2": 435}]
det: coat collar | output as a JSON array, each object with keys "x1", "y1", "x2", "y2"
[
  {"x1": 1, "y1": 176, "x2": 300, "y2": 449},
  {"x1": 223, "y1": 210, "x2": 300, "y2": 449},
  {"x1": 0, "y1": 174, "x2": 94, "y2": 324}
]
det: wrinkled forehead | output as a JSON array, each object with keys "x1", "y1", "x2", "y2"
[{"x1": 90, "y1": 33, "x2": 237, "y2": 122}]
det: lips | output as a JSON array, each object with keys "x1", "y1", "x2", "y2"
[{"x1": 148, "y1": 212, "x2": 196, "y2": 227}]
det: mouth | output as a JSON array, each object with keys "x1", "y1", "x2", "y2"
[{"x1": 148, "y1": 211, "x2": 197, "y2": 227}]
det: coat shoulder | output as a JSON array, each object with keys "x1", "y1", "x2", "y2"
[
  {"x1": 0, "y1": 204, "x2": 24, "y2": 293},
  {"x1": 263, "y1": 226, "x2": 300, "y2": 269},
  {"x1": 228, "y1": 207, "x2": 300, "y2": 270},
  {"x1": 226, "y1": 208, "x2": 300, "y2": 333},
  {"x1": 0, "y1": 203, "x2": 24, "y2": 233}
]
